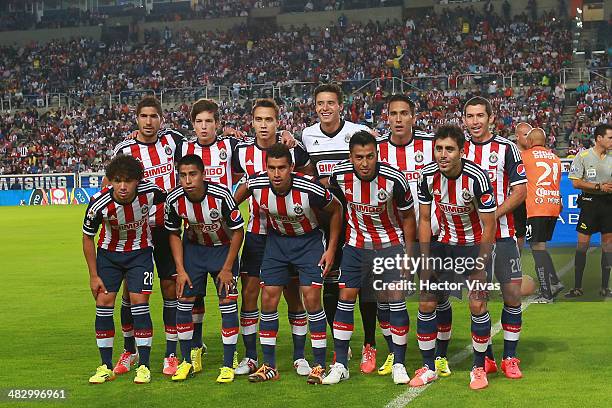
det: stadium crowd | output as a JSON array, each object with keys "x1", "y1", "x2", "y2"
[{"x1": 567, "y1": 84, "x2": 612, "y2": 156}]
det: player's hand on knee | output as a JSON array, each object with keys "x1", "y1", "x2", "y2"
[
  {"x1": 90, "y1": 276, "x2": 108, "y2": 299},
  {"x1": 318, "y1": 249, "x2": 335, "y2": 276},
  {"x1": 217, "y1": 269, "x2": 233, "y2": 297},
  {"x1": 176, "y1": 271, "x2": 192, "y2": 298}
]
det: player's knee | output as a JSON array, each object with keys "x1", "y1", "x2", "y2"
[
  {"x1": 418, "y1": 301, "x2": 437, "y2": 314},
  {"x1": 468, "y1": 301, "x2": 487, "y2": 315},
  {"x1": 301, "y1": 290, "x2": 322, "y2": 311},
  {"x1": 160, "y1": 279, "x2": 176, "y2": 298}
]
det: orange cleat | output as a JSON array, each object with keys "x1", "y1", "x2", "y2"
[
  {"x1": 113, "y1": 350, "x2": 138, "y2": 375},
  {"x1": 501, "y1": 357, "x2": 523, "y2": 379},
  {"x1": 484, "y1": 356, "x2": 498, "y2": 374},
  {"x1": 162, "y1": 354, "x2": 179, "y2": 376},
  {"x1": 360, "y1": 344, "x2": 377, "y2": 374},
  {"x1": 469, "y1": 366, "x2": 488, "y2": 390}
]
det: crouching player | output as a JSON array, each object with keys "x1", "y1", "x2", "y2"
[
  {"x1": 414, "y1": 125, "x2": 496, "y2": 390},
  {"x1": 234, "y1": 143, "x2": 343, "y2": 384},
  {"x1": 84, "y1": 155, "x2": 166, "y2": 384},
  {"x1": 165, "y1": 154, "x2": 245, "y2": 383}
]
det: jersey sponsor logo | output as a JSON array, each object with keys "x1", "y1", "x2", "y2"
[
  {"x1": 348, "y1": 202, "x2": 384, "y2": 214},
  {"x1": 230, "y1": 209, "x2": 241, "y2": 222},
  {"x1": 462, "y1": 189, "x2": 473, "y2": 202},
  {"x1": 533, "y1": 150, "x2": 556, "y2": 160},
  {"x1": 219, "y1": 149, "x2": 228, "y2": 161},
  {"x1": 438, "y1": 202, "x2": 472, "y2": 214},
  {"x1": 516, "y1": 164, "x2": 526, "y2": 177},
  {"x1": 489, "y1": 151, "x2": 498, "y2": 164},
  {"x1": 164, "y1": 145, "x2": 173, "y2": 156},
  {"x1": 316, "y1": 160, "x2": 342, "y2": 176},
  {"x1": 205, "y1": 166, "x2": 226, "y2": 178},
  {"x1": 209, "y1": 208, "x2": 220, "y2": 220},
  {"x1": 192, "y1": 222, "x2": 221, "y2": 233},
  {"x1": 403, "y1": 170, "x2": 420, "y2": 183},
  {"x1": 536, "y1": 188, "x2": 560, "y2": 197},
  {"x1": 415, "y1": 151, "x2": 424, "y2": 163},
  {"x1": 270, "y1": 214, "x2": 304, "y2": 222},
  {"x1": 143, "y1": 162, "x2": 173, "y2": 179},
  {"x1": 480, "y1": 193, "x2": 494, "y2": 207},
  {"x1": 586, "y1": 168, "x2": 596, "y2": 178},
  {"x1": 111, "y1": 217, "x2": 147, "y2": 231},
  {"x1": 141, "y1": 204, "x2": 149, "y2": 215}
]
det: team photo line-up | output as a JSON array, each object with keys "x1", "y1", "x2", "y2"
[{"x1": 82, "y1": 84, "x2": 612, "y2": 390}]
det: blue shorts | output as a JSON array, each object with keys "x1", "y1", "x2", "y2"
[
  {"x1": 182, "y1": 240, "x2": 239, "y2": 299},
  {"x1": 339, "y1": 244, "x2": 406, "y2": 290},
  {"x1": 493, "y1": 238, "x2": 522, "y2": 284},
  {"x1": 152, "y1": 226, "x2": 177, "y2": 280},
  {"x1": 96, "y1": 247, "x2": 155, "y2": 294},
  {"x1": 240, "y1": 232, "x2": 298, "y2": 280},
  {"x1": 260, "y1": 229, "x2": 325, "y2": 287}
]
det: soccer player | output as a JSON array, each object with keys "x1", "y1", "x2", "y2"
[
  {"x1": 522, "y1": 128, "x2": 563, "y2": 303},
  {"x1": 234, "y1": 143, "x2": 342, "y2": 384},
  {"x1": 112, "y1": 96, "x2": 185, "y2": 376},
  {"x1": 300, "y1": 83, "x2": 379, "y2": 373},
  {"x1": 231, "y1": 98, "x2": 314, "y2": 376},
  {"x1": 323, "y1": 131, "x2": 416, "y2": 385},
  {"x1": 565, "y1": 123, "x2": 612, "y2": 298},
  {"x1": 165, "y1": 154, "x2": 244, "y2": 383},
  {"x1": 513, "y1": 122, "x2": 532, "y2": 253},
  {"x1": 376, "y1": 95, "x2": 451, "y2": 378},
  {"x1": 84, "y1": 155, "x2": 166, "y2": 385},
  {"x1": 414, "y1": 125, "x2": 496, "y2": 390},
  {"x1": 462, "y1": 96, "x2": 527, "y2": 379}
]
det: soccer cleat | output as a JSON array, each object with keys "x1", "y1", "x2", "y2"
[
  {"x1": 294, "y1": 358, "x2": 312, "y2": 376},
  {"x1": 171, "y1": 361, "x2": 193, "y2": 381},
  {"x1": 113, "y1": 350, "x2": 138, "y2": 375},
  {"x1": 307, "y1": 364, "x2": 326, "y2": 384},
  {"x1": 551, "y1": 282, "x2": 565, "y2": 298},
  {"x1": 190, "y1": 347, "x2": 203, "y2": 373},
  {"x1": 600, "y1": 288, "x2": 612, "y2": 298},
  {"x1": 134, "y1": 365, "x2": 151, "y2": 384},
  {"x1": 378, "y1": 353, "x2": 394, "y2": 376},
  {"x1": 360, "y1": 344, "x2": 377, "y2": 373},
  {"x1": 322, "y1": 363, "x2": 349, "y2": 385},
  {"x1": 532, "y1": 294, "x2": 553, "y2": 304},
  {"x1": 163, "y1": 354, "x2": 179, "y2": 376},
  {"x1": 484, "y1": 356, "x2": 498, "y2": 374},
  {"x1": 469, "y1": 366, "x2": 488, "y2": 390},
  {"x1": 501, "y1": 357, "x2": 523, "y2": 379},
  {"x1": 235, "y1": 357, "x2": 258, "y2": 375},
  {"x1": 248, "y1": 364, "x2": 279, "y2": 382},
  {"x1": 392, "y1": 363, "x2": 410, "y2": 384},
  {"x1": 89, "y1": 364, "x2": 115, "y2": 384},
  {"x1": 216, "y1": 366, "x2": 235, "y2": 383},
  {"x1": 435, "y1": 356, "x2": 452, "y2": 377},
  {"x1": 409, "y1": 366, "x2": 437, "y2": 387},
  {"x1": 564, "y1": 288, "x2": 584, "y2": 298}
]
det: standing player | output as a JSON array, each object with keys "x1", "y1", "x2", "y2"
[
  {"x1": 300, "y1": 84, "x2": 379, "y2": 373},
  {"x1": 323, "y1": 131, "x2": 416, "y2": 385},
  {"x1": 234, "y1": 143, "x2": 342, "y2": 384},
  {"x1": 376, "y1": 95, "x2": 452, "y2": 378},
  {"x1": 112, "y1": 96, "x2": 185, "y2": 376},
  {"x1": 231, "y1": 98, "x2": 314, "y2": 376},
  {"x1": 513, "y1": 122, "x2": 532, "y2": 253},
  {"x1": 565, "y1": 124, "x2": 612, "y2": 298},
  {"x1": 84, "y1": 155, "x2": 166, "y2": 385},
  {"x1": 165, "y1": 155, "x2": 244, "y2": 383},
  {"x1": 522, "y1": 128, "x2": 563, "y2": 303},
  {"x1": 462, "y1": 96, "x2": 527, "y2": 379},
  {"x1": 413, "y1": 125, "x2": 496, "y2": 390}
]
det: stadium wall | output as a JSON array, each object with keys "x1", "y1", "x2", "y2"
[
  {"x1": 0, "y1": 25, "x2": 102, "y2": 46},
  {"x1": 277, "y1": 6, "x2": 403, "y2": 28},
  {"x1": 405, "y1": 0, "x2": 566, "y2": 16},
  {"x1": 138, "y1": 16, "x2": 248, "y2": 34}
]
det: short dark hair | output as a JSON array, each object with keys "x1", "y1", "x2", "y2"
[
  {"x1": 136, "y1": 95, "x2": 162, "y2": 117},
  {"x1": 349, "y1": 130, "x2": 377, "y2": 151},
  {"x1": 265, "y1": 143, "x2": 293, "y2": 165},
  {"x1": 434, "y1": 125, "x2": 465, "y2": 150},
  {"x1": 106, "y1": 155, "x2": 144, "y2": 181},
  {"x1": 594, "y1": 123, "x2": 612, "y2": 140},
  {"x1": 177, "y1": 154, "x2": 204, "y2": 173},
  {"x1": 190, "y1": 98, "x2": 219, "y2": 123},
  {"x1": 252, "y1": 98, "x2": 279, "y2": 117},
  {"x1": 387, "y1": 94, "x2": 416, "y2": 116},
  {"x1": 463, "y1": 96, "x2": 493, "y2": 117},
  {"x1": 314, "y1": 83, "x2": 343, "y2": 104}
]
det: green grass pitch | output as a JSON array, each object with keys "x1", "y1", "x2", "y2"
[{"x1": 0, "y1": 205, "x2": 611, "y2": 407}]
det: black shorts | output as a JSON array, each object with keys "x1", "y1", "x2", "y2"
[
  {"x1": 151, "y1": 227, "x2": 177, "y2": 280},
  {"x1": 513, "y1": 202, "x2": 527, "y2": 238},
  {"x1": 526, "y1": 216, "x2": 557, "y2": 242},
  {"x1": 576, "y1": 194, "x2": 612, "y2": 235}
]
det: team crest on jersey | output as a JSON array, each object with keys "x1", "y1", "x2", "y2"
[
  {"x1": 461, "y1": 189, "x2": 473, "y2": 202},
  {"x1": 219, "y1": 149, "x2": 228, "y2": 161},
  {"x1": 344, "y1": 134, "x2": 352, "y2": 143},
  {"x1": 210, "y1": 209, "x2": 220, "y2": 220},
  {"x1": 489, "y1": 152, "x2": 498, "y2": 164},
  {"x1": 87, "y1": 208, "x2": 96, "y2": 220},
  {"x1": 377, "y1": 190, "x2": 388, "y2": 201},
  {"x1": 415, "y1": 151, "x2": 424, "y2": 163},
  {"x1": 141, "y1": 204, "x2": 149, "y2": 215},
  {"x1": 230, "y1": 209, "x2": 241, "y2": 222},
  {"x1": 294, "y1": 204, "x2": 304, "y2": 215},
  {"x1": 480, "y1": 193, "x2": 494, "y2": 207},
  {"x1": 516, "y1": 164, "x2": 526, "y2": 177},
  {"x1": 164, "y1": 145, "x2": 173, "y2": 156}
]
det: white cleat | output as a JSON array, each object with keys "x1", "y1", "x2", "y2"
[
  {"x1": 322, "y1": 363, "x2": 350, "y2": 385},
  {"x1": 235, "y1": 357, "x2": 258, "y2": 375},
  {"x1": 294, "y1": 358, "x2": 312, "y2": 376},
  {"x1": 392, "y1": 363, "x2": 410, "y2": 384}
]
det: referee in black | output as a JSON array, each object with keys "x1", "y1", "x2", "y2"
[{"x1": 565, "y1": 124, "x2": 612, "y2": 298}]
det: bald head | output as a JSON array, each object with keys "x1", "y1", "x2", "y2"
[
  {"x1": 515, "y1": 122, "x2": 532, "y2": 150},
  {"x1": 527, "y1": 128, "x2": 546, "y2": 147}
]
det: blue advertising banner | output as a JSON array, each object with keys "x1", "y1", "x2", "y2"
[
  {"x1": 79, "y1": 173, "x2": 105, "y2": 189},
  {"x1": 0, "y1": 188, "x2": 98, "y2": 206},
  {"x1": 0, "y1": 173, "x2": 75, "y2": 191}
]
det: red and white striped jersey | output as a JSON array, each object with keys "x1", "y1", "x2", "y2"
[
  {"x1": 165, "y1": 182, "x2": 244, "y2": 247},
  {"x1": 83, "y1": 181, "x2": 166, "y2": 251},
  {"x1": 113, "y1": 129, "x2": 183, "y2": 225},
  {"x1": 232, "y1": 139, "x2": 311, "y2": 234},
  {"x1": 377, "y1": 130, "x2": 439, "y2": 234},
  {"x1": 246, "y1": 172, "x2": 333, "y2": 236},
  {"x1": 330, "y1": 161, "x2": 413, "y2": 249},
  {"x1": 177, "y1": 136, "x2": 237, "y2": 190},
  {"x1": 418, "y1": 159, "x2": 497, "y2": 245},
  {"x1": 463, "y1": 135, "x2": 526, "y2": 239}
]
